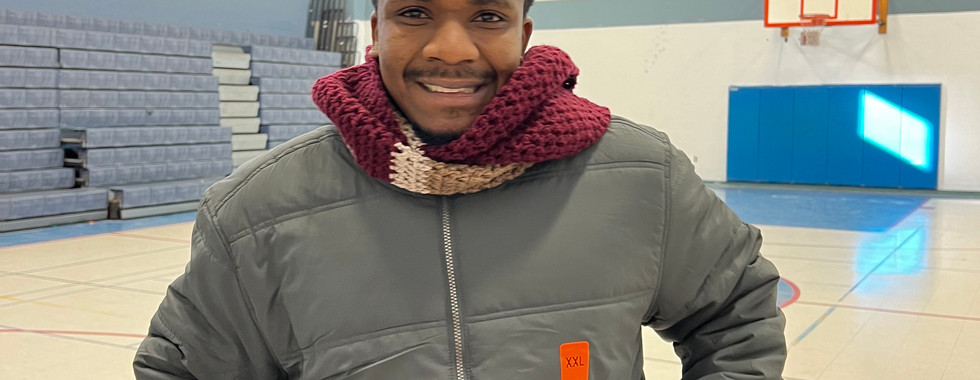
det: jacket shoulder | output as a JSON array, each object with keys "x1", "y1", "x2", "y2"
[
  {"x1": 197, "y1": 126, "x2": 368, "y2": 240},
  {"x1": 587, "y1": 115, "x2": 672, "y2": 166}
]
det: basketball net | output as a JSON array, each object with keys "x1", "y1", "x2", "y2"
[{"x1": 799, "y1": 14, "x2": 830, "y2": 46}]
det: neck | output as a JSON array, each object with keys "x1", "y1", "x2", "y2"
[{"x1": 410, "y1": 122, "x2": 459, "y2": 146}]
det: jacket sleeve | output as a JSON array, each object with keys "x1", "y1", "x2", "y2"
[
  {"x1": 133, "y1": 199, "x2": 283, "y2": 379},
  {"x1": 644, "y1": 142, "x2": 787, "y2": 379}
]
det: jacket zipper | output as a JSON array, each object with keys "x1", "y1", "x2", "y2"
[{"x1": 441, "y1": 198, "x2": 467, "y2": 380}]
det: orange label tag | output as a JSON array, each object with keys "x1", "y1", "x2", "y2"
[{"x1": 560, "y1": 341, "x2": 589, "y2": 380}]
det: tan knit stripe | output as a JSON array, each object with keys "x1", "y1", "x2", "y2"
[{"x1": 389, "y1": 114, "x2": 533, "y2": 195}]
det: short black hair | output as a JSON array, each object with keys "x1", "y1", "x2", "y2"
[{"x1": 371, "y1": 0, "x2": 535, "y2": 16}]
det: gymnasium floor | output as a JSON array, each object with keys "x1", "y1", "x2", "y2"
[{"x1": 1, "y1": 185, "x2": 978, "y2": 379}]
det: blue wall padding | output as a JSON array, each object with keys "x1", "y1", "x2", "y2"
[
  {"x1": 728, "y1": 84, "x2": 941, "y2": 190},
  {"x1": 861, "y1": 86, "x2": 904, "y2": 189},
  {"x1": 758, "y1": 88, "x2": 795, "y2": 183},
  {"x1": 899, "y1": 86, "x2": 941, "y2": 189},
  {"x1": 826, "y1": 87, "x2": 864, "y2": 186},
  {"x1": 727, "y1": 87, "x2": 759, "y2": 182},
  {"x1": 792, "y1": 87, "x2": 829, "y2": 185}
]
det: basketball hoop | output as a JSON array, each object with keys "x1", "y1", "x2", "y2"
[{"x1": 799, "y1": 14, "x2": 830, "y2": 46}]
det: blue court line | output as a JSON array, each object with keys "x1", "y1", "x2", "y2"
[
  {"x1": 790, "y1": 225, "x2": 925, "y2": 346},
  {"x1": 0, "y1": 212, "x2": 196, "y2": 248}
]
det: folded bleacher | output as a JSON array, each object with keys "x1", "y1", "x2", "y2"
[
  {"x1": 247, "y1": 46, "x2": 338, "y2": 156},
  {"x1": 0, "y1": 9, "x2": 314, "y2": 49},
  {"x1": 211, "y1": 45, "x2": 262, "y2": 167},
  {"x1": 0, "y1": 45, "x2": 107, "y2": 231},
  {"x1": 1, "y1": 8, "x2": 328, "y2": 228}
]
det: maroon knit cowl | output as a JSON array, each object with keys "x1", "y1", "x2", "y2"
[{"x1": 312, "y1": 45, "x2": 610, "y2": 195}]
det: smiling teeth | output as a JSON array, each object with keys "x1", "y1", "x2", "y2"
[{"x1": 423, "y1": 84, "x2": 476, "y2": 94}]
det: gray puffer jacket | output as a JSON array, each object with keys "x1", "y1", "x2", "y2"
[{"x1": 134, "y1": 116, "x2": 786, "y2": 379}]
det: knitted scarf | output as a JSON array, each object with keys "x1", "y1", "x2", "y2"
[{"x1": 312, "y1": 45, "x2": 610, "y2": 195}]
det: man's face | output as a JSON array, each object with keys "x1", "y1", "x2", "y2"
[{"x1": 371, "y1": 0, "x2": 533, "y2": 136}]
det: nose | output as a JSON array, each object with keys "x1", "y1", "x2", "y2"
[{"x1": 422, "y1": 21, "x2": 479, "y2": 65}]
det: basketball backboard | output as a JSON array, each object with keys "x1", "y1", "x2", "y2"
[{"x1": 765, "y1": 0, "x2": 878, "y2": 27}]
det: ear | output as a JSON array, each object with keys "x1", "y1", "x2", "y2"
[
  {"x1": 521, "y1": 17, "x2": 534, "y2": 51},
  {"x1": 369, "y1": 11, "x2": 380, "y2": 58}
]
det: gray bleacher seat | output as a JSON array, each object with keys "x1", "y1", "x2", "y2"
[
  {"x1": 221, "y1": 117, "x2": 261, "y2": 134},
  {"x1": 0, "y1": 24, "x2": 212, "y2": 56},
  {"x1": 219, "y1": 85, "x2": 260, "y2": 101},
  {"x1": 257, "y1": 94, "x2": 316, "y2": 109},
  {"x1": 260, "y1": 109, "x2": 329, "y2": 125},
  {"x1": 53, "y1": 28, "x2": 142, "y2": 52},
  {"x1": 70, "y1": 143, "x2": 232, "y2": 167},
  {"x1": 0, "y1": 69, "x2": 59, "y2": 88},
  {"x1": 0, "y1": 46, "x2": 59, "y2": 68},
  {"x1": 0, "y1": 149, "x2": 64, "y2": 171},
  {"x1": 0, "y1": 24, "x2": 56, "y2": 47},
  {"x1": 213, "y1": 69, "x2": 252, "y2": 85},
  {"x1": 252, "y1": 78, "x2": 316, "y2": 94},
  {"x1": 260, "y1": 125, "x2": 322, "y2": 142},
  {"x1": 250, "y1": 62, "x2": 339, "y2": 79},
  {"x1": 1, "y1": 9, "x2": 313, "y2": 49},
  {"x1": 0, "y1": 89, "x2": 58, "y2": 108},
  {"x1": 232, "y1": 134, "x2": 268, "y2": 151},
  {"x1": 60, "y1": 109, "x2": 220, "y2": 127},
  {"x1": 55, "y1": 28, "x2": 212, "y2": 57},
  {"x1": 0, "y1": 168, "x2": 75, "y2": 193},
  {"x1": 220, "y1": 102, "x2": 260, "y2": 118},
  {"x1": 248, "y1": 46, "x2": 343, "y2": 67},
  {"x1": 59, "y1": 50, "x2": 213, "y2": 74},
  {"x1": 62, "y1": 126, "x2": 232, "y2": 148},
  {"x1": 58, "y1": 71, "x2": 219, "y2": 92},
  {"x1": 110, "y1": 177, "x2": 217, "y2": 209},
  {"x1": 212, "y1": 46, "x2": 251, "y2": 69},
  {"x1": 0, "y1": 188, "x2": 108, "y2": 222},
  {"x1": 59, "y1": 91, "x2": 220, "y2": 109},
  {"x1": 0, "y1": 129, "x2": 60, "y2": 150},
  {"x1": 85, "y1": 160, "x2": 232, "y2": 187},
  {"x1": 0, "y1": 109, "x2": 59, "y2": 130}
]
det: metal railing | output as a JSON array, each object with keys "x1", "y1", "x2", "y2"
[{"x1": 307, "y1": 0, "x2": 358, "y2": 67}]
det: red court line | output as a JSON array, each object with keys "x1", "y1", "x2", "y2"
[
  {"x1": 0, "y1": 328, "x2": 146, "y2": 339},
  {"x1": 779, "y1": 278, "x2": 801, "y2": 308},
  {"x1": 796, "y1": 301, "x2": 980, "y2": 323}
]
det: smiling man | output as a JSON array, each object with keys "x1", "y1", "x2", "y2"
[
  {"x1": 370, "y1": 0, "x2": 533, "y2": 136},
  {"x1": 134, "y1": 0, "x2": 787, "y2": 379}
]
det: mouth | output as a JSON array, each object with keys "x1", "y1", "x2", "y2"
[{"x1": 418, "y1": 82, "x2": 485, "y2": 95}]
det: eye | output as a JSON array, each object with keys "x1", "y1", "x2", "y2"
[
  {"x1": 398, "y1": 8, "x2": 429, "y2": 19},
  {"x1": 474, "y1": 12, "x2": 504, "y2": 23}
]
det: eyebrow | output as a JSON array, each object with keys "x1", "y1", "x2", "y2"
[
  {"x1": 387, "y1": 0, "x2": 512, "y2": 8},
  {"x1": 470, "y1": 0, "x2": 510, "y2": 7}
]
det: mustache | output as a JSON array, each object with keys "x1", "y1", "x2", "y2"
[{"x1": 405, "y1": 66, "x2": 496, "y2": 82}]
